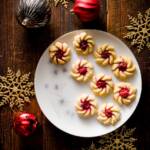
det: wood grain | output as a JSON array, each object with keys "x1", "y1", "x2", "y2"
[{"x1": 0, "y1": 0, "x2": 149, "y2": 149}]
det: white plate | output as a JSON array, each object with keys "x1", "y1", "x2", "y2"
[{"x1": 34, "y1": 30, "x2": 142, "y2": 137}]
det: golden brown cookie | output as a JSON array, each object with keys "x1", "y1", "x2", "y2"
[
  {"x1": 75, "y1": 94, "x2": 98, "y2": 118},
  {"x1": 73, "y1": 32, "x2": 94, "y2": 55},
  {"x1": 94, "y1": 44, "x2": 116, "y2": 66},
  {"x1": 90, "y1": 74, "x2": 114, "y2": 96},
  {"x1": 70, "y1": 59, "x2": 94, "y2": 82},
  {"x1": 112, "y1": 56, "x2": 136, "y2": 80},
  {"x1": 113, "y1": 82, "x2": 136, "y2": 105},
  {"x1": 97, "y1": 103, "x2": 120, "y2": 125},
  {"x1": 49, "y1": 42, "x2": 71, "y2": 64}
]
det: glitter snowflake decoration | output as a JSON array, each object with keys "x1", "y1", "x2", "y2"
[
  {"x1": 82, "y1": 126, "x2": 137, "y2": 150},
  {"x1": 124, "y1": 8, "x2": 150, "y2": 53},
  {"x1": 0, "y1": 68, "x2": 35, "y2": 111},
  {"x1": 52, "y1": 0, "x2": 69, "y2": 8},
  {"x1": 98, "y1": 126, "x2": 137, "y2": 150}
]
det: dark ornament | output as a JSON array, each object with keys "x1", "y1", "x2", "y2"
[{"x1": 17, "y1": 0, "x2": 51, "y2": 28}]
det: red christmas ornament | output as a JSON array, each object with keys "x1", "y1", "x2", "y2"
[
  {"x1": 71, "y1": 0, "x2": 100, "y2": 22},
  {"x1": 14, "y1": 112, "x2": 38, "y2": 136}
]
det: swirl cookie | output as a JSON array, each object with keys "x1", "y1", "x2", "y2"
[
  {"x1": 49, "y1": 42, "x2": 71, "y2": 64},
  {"x1": 94, "y1": 44, "x2": 116, "y2": 66},
  {"x1": 75, "y1": 94, "x2": 98, "y2": 118},
  {"x1": 90, "y1": 74, "x2": 114, "y2": 96},
  {"x1": 113, "y1": 82, "x2": 136, "y2": 105},
  {"x1": 112, "y1": 56, "x2": 136, "y2": 80},
  {"x1": 73, "y1": 32, "x2": 94, "y2": 55},
  {"x1": 97, "y1": 103, "x2": 120, "y2": 125},
  {"x1": 70, "y1": 59, "x2": 94, "y2": 82}
]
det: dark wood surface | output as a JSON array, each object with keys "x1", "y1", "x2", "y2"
[{"x1": 0, "y1": 0, "x2": 150, "y2": 149}]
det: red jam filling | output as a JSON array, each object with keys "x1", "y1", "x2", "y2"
[
  {"x1": 80, "y1": 40, "x2": 88, "y2": 50},
  {"x1": 78, "y1": 66, "x2": 87, "y2": 75},
  {"x1": 118, "y1": 61, "x2": 127, "y2": 72},
  {"x1": 119, "y1": 87, "x2": 130, "y2": 98},
  {"x1": 96, "y1": 80, "x2": 107, "y2": 88},
  {"x1": 81, "y1": 99, "x2": 91, "y2": 110},
  {"x1": 101, "y1": 50, "x2": 110, "y2": 59},
  {"x1": 104, "y1": 107, "x2": 113, "y2": 118},
  {"x1": 55, "y1": 49, "x2": 64, "y2": 59}
]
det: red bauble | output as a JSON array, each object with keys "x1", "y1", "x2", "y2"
[
  {"x1": 72, "y1": 0, "x2": 100, "y2": 22},
  {"x1": 14, "y1": 112, "x2": 38, "y2": 136}
]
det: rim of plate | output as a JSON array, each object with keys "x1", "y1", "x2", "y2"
[{"x1": 34, "y1": 29, "x2": 142, "y2": 138}]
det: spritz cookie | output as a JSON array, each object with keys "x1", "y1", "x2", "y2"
[
  {"x1": 49, "y1": 42, "x2": 71, "y2": 64},
  {"x1": 94, "y1": 44, "x2": 116, "y2": 66},
  {"x1": 73, "y1": 32, "x2": 94, "y2": 55},
  {"x1": 75, "y1": 94, "x2": 98, "y2": 118},
  {"x1": 113, "y1": 82, "x2": 137, "y2": 105},
  {"x1": 70, "y1": 59, "x2": 94, "y2": 82},
  {"x1": 90, "y1": 74, "x2": 114, "y2": 96},
  {"x1": 97, "y1": 103, "x2": 120, "y2": 125},
  {"x1": 112, "y1": 56, "x2": 136, "y2": 80}
]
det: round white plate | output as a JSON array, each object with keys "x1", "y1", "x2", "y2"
[{"x1": 34, "y1": 30, "x2": 142, "y2": 137}]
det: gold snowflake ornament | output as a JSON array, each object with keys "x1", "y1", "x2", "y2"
[
  {"x1": 0, "y1": 68, "x2": 35, "y2": 111},
  {"x1": 98, "y1": 126, "x2": 137, "y2": 150},
  {"x1": 124, "y1": 8, "x2": 150, "y2": 53},
  {"x1": 52, "y1": 0, "x2": 69, "y2": 8},
  {"x1": 82, "y1": 126, "x2": 137, "y2": 150}
]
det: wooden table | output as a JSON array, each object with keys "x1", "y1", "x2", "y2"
[{"x1": 0, "y1": 0, "x2": 150, "y2": 149}]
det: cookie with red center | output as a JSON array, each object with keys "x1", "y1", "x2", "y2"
[
  {"x1": 118, "y1": 61, "x2": 127, "y2": 72},
  {"x1": 90, "y1": 74, "x2": 114, "y2": 96},
  {"x1": 80, "y1": 40, "x2": 88, "y2": 50},
  {"x1": 70, "y1": 59, "x2": 94, "y2": 82},
  {"x1": 94, "y1": 44, "x2": 116, "y2": 66},
  {"x1": 112, "y1": 56, "x2": 136, "y2": 80},
  {"x1": 97, "y1": 103, "x2": 120, "y2": 125},
  {"x1": 49, "y1": 42, "x2": 71, "y2": 64},
  {"x1": 75, "y1": 94, "x2": 98, "y2": 118},
  {"x1": 78, "y1": 66, "x2": 87, "y2": 75},
  {"x1": 96, "y1": 80, "x2": 107, "y2": 89},
  {"x1": 104, "y1": 107, "x2": 113, "y2": 118},
  {"x1": 119, "y1": 87, "x2": 130, "y2": 98},
  {"x1": 114, "y1": 82, "x2": 137, "y2": 105},
  {"x1": 73, "y1": 32, "x2": 94, "y2": 55}
]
